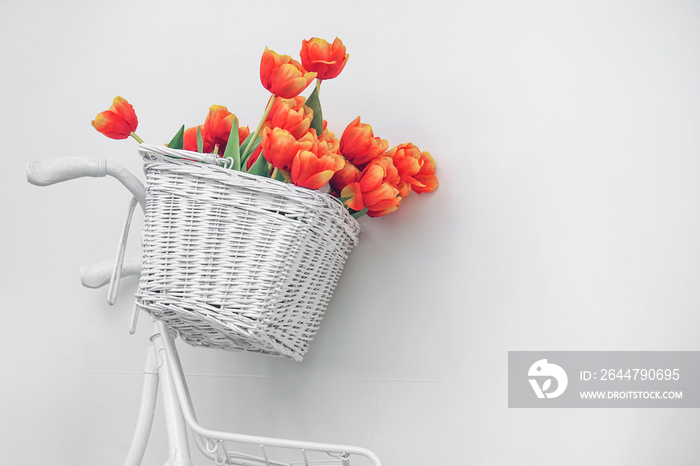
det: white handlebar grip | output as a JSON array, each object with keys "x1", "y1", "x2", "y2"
[
  {"x1": 26, "y1": 157, "x2": 108, "y2": 186},
  {"x1": 80, "y1": 257, "x2": 142, "y2": 289}
]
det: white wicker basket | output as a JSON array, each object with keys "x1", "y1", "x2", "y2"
[{"x1": 135, "y1": 145, "x2": 360, "y2": 361}]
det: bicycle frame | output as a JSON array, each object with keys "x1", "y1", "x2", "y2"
[{"x1": 26, "y1": 155, "x2": 382, "y2": 466}]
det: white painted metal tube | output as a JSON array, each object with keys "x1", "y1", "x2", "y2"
[
  {"x1": 107, "y1": 196, "x2": 139, "y2": 305},
  {"x1": 26, "y1": 157, "x2": 146, "y2": 211},
  {"x1": 80, "y1": 258, "x2": 141, "y2": 289},
  {"x1": 154, "y1": 320, "x2": 383, "y2": 466},
  {"x1": 124, "y1": 346, "x2": 159, "y2": 466},
  {"x1": 151, "y1": 324, "x2": 194, "y2": 466}
]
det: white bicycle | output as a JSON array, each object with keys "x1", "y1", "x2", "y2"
[{"x1": 26, "y1": 154, "x2": 382, "y2": 466}]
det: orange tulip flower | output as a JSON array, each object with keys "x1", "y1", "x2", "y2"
[
  {"x1": 182, "y1": 106, "x2": 249, "y2": 154},
  {"x1": 266, "y1": 96, "x2": 313, "y2": 140},
  {"x1": 261, "y1": 127, "x2": 303, "y2": 171},
  {"x1": 340, "y1": 156, "x2": 402, "y2": 217},
  {"x1": 92, "y1": 96, "x2": 139, "y2": 140},
  {"x1": 260, "y1": 47, "x2": 317, "y2": 99},
  {"x1": 300, "y1": 37, "x2": 349, "y2": 80},
  {"x1": 318, "y1": 126, "x2": 340, "y2": 154},
  {"x1": 412, "y1": 151, "x2": 438, "y2": 194},
  {"x1": 339, "y1": 116, "x2": 389, "y2": 167},
  {"x1": 329, "y1": 159, "x2": 360, "y2": 194},
  {"x1": 291, "y1": 149, "x2": 345, "y2": 190},
  {"x1": 387, "y1": 143, "x2": 438, "y2": 196},
  {"x1": 386, "y1": 143, "x2": 422, "y2": 197},
  {"x1": 204, "y1": 105, "x2": 250, "y2": 154},
  {"x1": 183, "y1": 125, "x2": 211, "y2": 152}
]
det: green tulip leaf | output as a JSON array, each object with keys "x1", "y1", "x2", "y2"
[
  {"x1": 247, "y1": 151, "x2": 271, "y2": 177},
  {"x1": 305, "y1": 86, "x2": 324, "y2": 136},
  {"x1": 351, "y1": 207, "x2": 369, "y2": 219},
  {"x1": 196, "y1": 127, "x2": 204, "y2": 153},
  {"x1": 223, "y1": 118, "x2": 241, "y2": 171},
  {"x1": 239, "y1": 134, "x2": 253, "y2": 157},
  {"x1": 240, "y1": 135, "x2": 263, "y2": 166},
  {"x1": 167, "y1": 125, "x2": 185, "y2": 150}
]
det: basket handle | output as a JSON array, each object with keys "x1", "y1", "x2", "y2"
[{"x1": 138, "y1": 143, "x2": 232, "y2": 168}]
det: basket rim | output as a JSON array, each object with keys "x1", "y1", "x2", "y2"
[{"x1": 138, "y1": 144, "x2": 361, "y2": 242}]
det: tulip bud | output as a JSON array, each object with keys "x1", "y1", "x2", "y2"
[
  {"x1": 91, "y1": 96, "x2": 138, "y2": 140},
  {"x1": 260, "y1": 47, "x2": 317, "y2": 99},
  {"x1": 339, "y1": 117, "x2": 389, "y2": 167},
  {"x1": 300, "y1": 37, "x2": 349, "y2": 81}
]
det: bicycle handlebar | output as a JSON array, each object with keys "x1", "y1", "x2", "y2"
[
  {"x1": 80, "y1": 258, "x2": 141, "y2": 289},
  {"x1": 26, "y1": 157, "x2": 107, "y2": 185},
  {"x1": 26, "y1": 157, "x2": 146, "y2": 211}
]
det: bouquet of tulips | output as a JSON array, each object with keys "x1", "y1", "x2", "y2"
[{"x1": 92, "y1": 37, "x2": 437, "y2": 218}]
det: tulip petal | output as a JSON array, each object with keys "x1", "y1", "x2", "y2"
[
  {"x1": 364, "y1": 183, "x2": 399, "y2": 209},
  {"x1": 302, "y1": 170, "x2": 335, "y2": 190},
  {"x1": 110, "y1": 96, "x2": 138, "y2": 132},
  {"x1": 291, "y1": 150, "x2": 318, "y2": 184},
  {"x1": 263, "y1": 127, "x2": 299, "y2": 171},
  {"x1": 300, "y1": 37, "x2": 349, "y2": 80},
  {"x1": 92, "y1": 111, "x2": 132, "y2": 139},
  {"x1": 413, "y1": 174, "x2": 438, "y2": 193},
  {"x1": 329, "y1": 160, "x2": 359, "y2": 193},
  {"x1": 260, "y1": 47, "x2": 276, "y2": 86},
  {"x1": 261, "y1": 48, "x2": 317, "y2": 98},
  {"x1": 340, "y1": 182, "x2": 364, "y2": 211},
  {"x1": 359, "y1": 162, "x2": 385, "y2": 191},
  {"x1": 367, "y1": 205, "x2": 399, "y2": 217}
]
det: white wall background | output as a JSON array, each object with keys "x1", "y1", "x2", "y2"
[{"x1": 2, "y1": 0, "x2": 700, "y2": 464}]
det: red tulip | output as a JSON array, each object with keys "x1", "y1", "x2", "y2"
[
  {"x1": 318, "y1": 126, "x2": 340, "y2": 154},
  {"x1": 204, "y1": 105, "x2": 250, "y2": 153},
  {"x1": 291, "y1": 149, "x2": 345, "y2": 190},
  {"x1": 329, "y1": 159, "x2": 360, "y2": 194},
  {"x1": 266, "y1": 96, "x2": 313, "y2": 140},
  {"x1": 387, "y1": 143, "x2": 438, "y2": 196},
  {"x1": 300, "y1": 37, "x2": 349, "y2": 80},
  {"x1": 340, "y1": 156, "x2": 401, "y2": 217},
  {"x1": 412, "y1": 151, "x2": 438, "y2": 194},
  {"x1": 182, "y1": 106, "x2": 249, "y2": 154},
  {"x1": 260, "y1": 47, "x2": 317, "y2": 99},
  {"x1": 261, "y1": 127, "x2": 307, "y2": 171},
  {"x1": 91, "y1": 96, "x2": 139, "y2": 140},
  {"x1": 339, "y1": 116, "x2": 389, "y2": 167},
  {"x1": 183, "y1": 125, "x2": 210, "y2": 152}
]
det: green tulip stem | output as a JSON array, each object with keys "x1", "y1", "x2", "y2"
[
  {"x1": 130, "y1": 132, "x2": 144, "y2": 144},
  {"x1": 271, "y1": 167, "x2": 279, "y2": 180},
  {"x1": 315, "y1": 78, "x2": 322, "y2": 96},
  {"x1": 243, "y1": 95, "x2": 275, "y2": 158}
]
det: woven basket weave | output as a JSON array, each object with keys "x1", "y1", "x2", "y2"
[{"x1": 135, "y1": 145, "x2": 360, "y2": 361}]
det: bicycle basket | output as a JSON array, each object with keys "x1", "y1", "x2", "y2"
[{"x1": 135, "y1": 145, "x2": 360, "y2": 361}]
